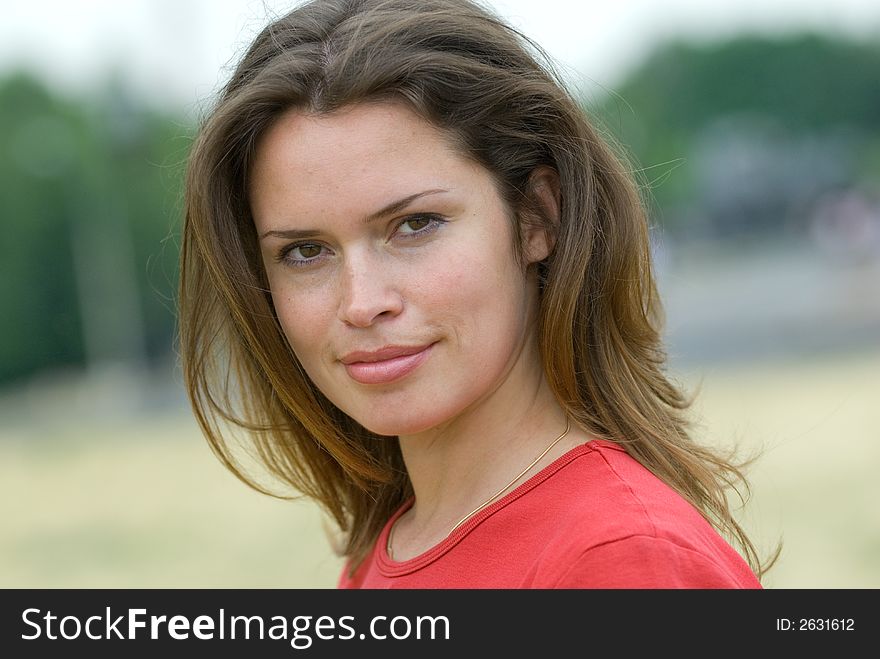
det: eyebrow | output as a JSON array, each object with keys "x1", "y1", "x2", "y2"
[{"x1": 259, "y1": 188, "x2": 449, "y2": 240}]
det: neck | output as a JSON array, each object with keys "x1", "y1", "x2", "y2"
[{"x1": 393, "y1": 364, "x2": 581, "y2": 553}]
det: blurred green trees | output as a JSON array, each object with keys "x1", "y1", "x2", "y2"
[
  {"x1": 592, "y1": 33, "x2": 880, "y2": 242},
  {"x1": 0, "y1": 73, "x2": 188, "y2": 385}
]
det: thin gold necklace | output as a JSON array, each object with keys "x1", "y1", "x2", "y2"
[{"x1": 387, "y1": 418, "x2": 572, "y2": 560}]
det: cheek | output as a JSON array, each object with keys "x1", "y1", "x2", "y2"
[
  {"x1": 422, "y1": 244, "x2": 529, "y2": 344},
  {"x1": 271, "y1": 285, "x2": 334, "y2": 364}
]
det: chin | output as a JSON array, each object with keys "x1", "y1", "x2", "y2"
[
  {"x1": 355, "y1": 416, "x2": 430, "y2": 438},
  {"x1": 351, "y1": 403, "x2": 453, "y2": 438}
]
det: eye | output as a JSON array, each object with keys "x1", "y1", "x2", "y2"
[
  {"x1": 396, "y1": 214, "x2": 445, "y2": 237},
  {"x1": 276, "y1": 242, "x2": 327, "y2": 267}
]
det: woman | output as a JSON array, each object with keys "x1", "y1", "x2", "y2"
[{"x1": 179, "y1": 0, "x2": 776, "y2": 587}]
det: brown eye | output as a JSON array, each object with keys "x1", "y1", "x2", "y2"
[
  {"x1": 403, "y1": 217, "x2": 431, "y2": 232},
  {"x1": 277, "y1": 242, "x2": 327, "y2": 267},
  {"x1": 397, "y1": 214, "x2": 444, "y2": 237},
  {"x1": 296, "y1": 244, "x2": 322, "y2": 259}
]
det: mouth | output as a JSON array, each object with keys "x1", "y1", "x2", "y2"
[{"x1": 340, "y1": 343, "x2": 435, "y2": 385}]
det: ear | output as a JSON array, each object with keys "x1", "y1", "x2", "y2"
[{"x1": 522, "y1": 166, "x2": 560, "y2": 265}]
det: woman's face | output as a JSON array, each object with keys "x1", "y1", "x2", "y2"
[{"x1": 250, "y1": 102, "x2": 549, "y2": 436}]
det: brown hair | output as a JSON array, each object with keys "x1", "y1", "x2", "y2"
[{"x1": 179, "y1": 0, "x2": 777, "y2": 577}]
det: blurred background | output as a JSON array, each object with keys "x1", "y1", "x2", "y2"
[{"x1": 1, "y1": 0, "x2": 878, "y2": 588}]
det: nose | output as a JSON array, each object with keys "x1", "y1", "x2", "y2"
[{"x1": 337, "y1": 250, "x2": 404, "y2": 327}]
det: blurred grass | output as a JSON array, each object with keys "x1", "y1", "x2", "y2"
[
  {"x1": 1, "y1": 348, "x2": 878, "y2": 588},
  {"x1": 682, "y1": 348, "x2": 880, "y2": 588},
  {"x1": 0, "y1": 411, "x2": 346, "y2": 588}
]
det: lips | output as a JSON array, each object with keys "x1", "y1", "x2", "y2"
[{"x1": 340, "y1": 343, "x2": 435, "y2": 385}]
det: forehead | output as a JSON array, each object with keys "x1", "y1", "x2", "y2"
[
  {"x1": 250, "y1": 102, "x2": 468, "y2": 202},
  {"x1": 246, "y1": 100, "x2": 521, "y2": 242}
]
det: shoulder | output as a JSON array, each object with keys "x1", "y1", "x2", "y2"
[
  {"x1": 520, "y1": 440, "x2": 762, "y2": 588},
  {"x1": 527, "y1": 439, "x2": 708, "y2": 540}
]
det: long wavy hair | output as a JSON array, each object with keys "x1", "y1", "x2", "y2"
[{"x1": 179, "y1": 0, "x2": 777, "y2": 577}]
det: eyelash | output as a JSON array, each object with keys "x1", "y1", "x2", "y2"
[{"x1": 275, "y1": 213, "x2": 446, "y2": 268}]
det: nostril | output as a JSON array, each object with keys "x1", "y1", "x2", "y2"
[{"x1": 338, "y1": 287, "x2": 404, "y2": 327}]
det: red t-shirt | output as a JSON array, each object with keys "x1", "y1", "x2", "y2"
[{"x1": 338, "y1": 440, "x2": 763, "y2": 588}]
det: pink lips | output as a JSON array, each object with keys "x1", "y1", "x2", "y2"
[{"x1": 340, "y1": 344, "x2": 434, "y2": 385}]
